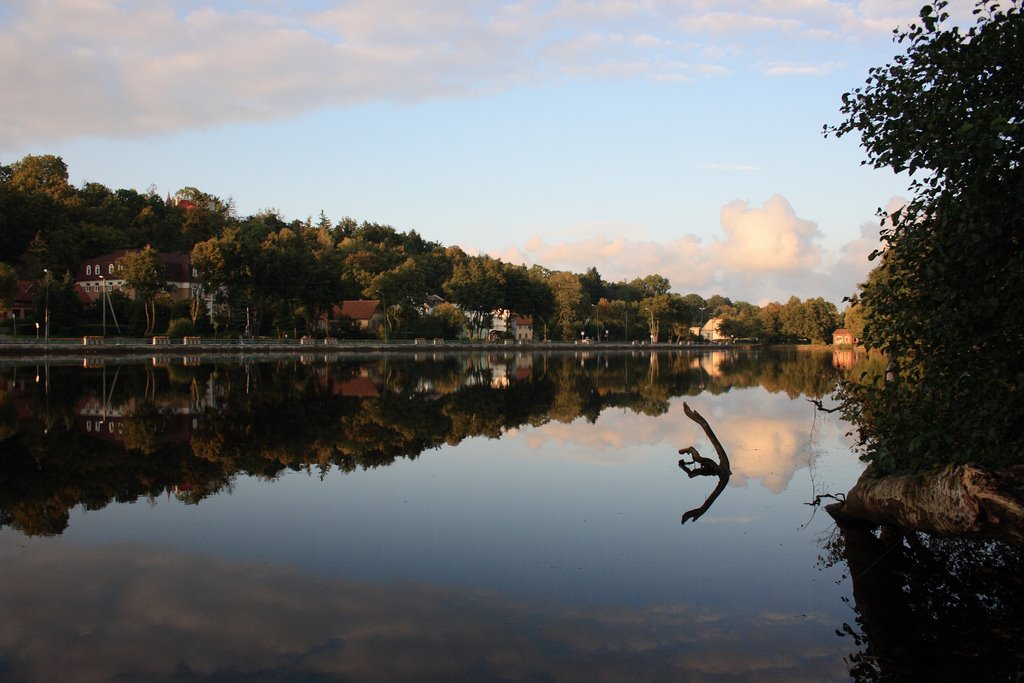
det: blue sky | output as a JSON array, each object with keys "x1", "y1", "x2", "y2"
[{"x1": 1, "y1": 0, "x2": 967, "y2": 305}]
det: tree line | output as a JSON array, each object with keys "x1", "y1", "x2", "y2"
[{"x1": 1, "y1": 154, "x2": 843, "y2": 341}]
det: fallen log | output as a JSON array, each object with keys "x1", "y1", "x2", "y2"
[{"x1": 827, "y1": 463, "x2": 1024, "y2": 543}]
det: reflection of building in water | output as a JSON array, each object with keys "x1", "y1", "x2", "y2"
[
  {"x1": 75, "y1": 394, "x2": 199, "y2": 445},
  {"x1": 689, "y1": 350, "x2": 735, "y2": 379},
  {"x1": 317, "y1": 366, "x2": 383, "y2": 398},
  {"x1": 74, "y1": 369, "x2": 222, "y2": 445},
  {"x1": 832, "y1": 349, "x2": 863, "y2": 371},
  {"x1": 486, "y1": 353, "x2": 534, "y2": 389},
  {"x1": 0, "y1": 375, "x2": 40, "y2": 421}
]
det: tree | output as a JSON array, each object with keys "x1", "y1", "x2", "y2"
[
  {"x1": 638, "y1": 293, "x2": 673, "y2": 343},
  {"x1": 579, "y1": 266, "x2": 605, "y2": 304},
  {"x1": 0, "y1": 262, "x2": 17, "y2": 333},
  {"x1": 5, "y1": 154, "x2": 72, "y2": 200},
  {"x1": 121, "y1": 247, "x2": 169, "y2": 335},
  {"x1": 31, "y1": 271, "x2": 84, "y2": 335},
  {"x1": 828, "y1": 0, "x2": 1024, "y2": 472},
  {"x1": 443, "y1": 256, "x2": 504, "y2": 337},
  {"x1": 546, "y1": 271, "x2": 586, "y2": 340}
]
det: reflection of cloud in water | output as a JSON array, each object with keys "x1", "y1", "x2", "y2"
[
  {"x1": 0, "y1": 538, "x2": 847, "y2": 682},
  {"x1": 509, "y1": 388, "x2": 855, "y2": 494}
]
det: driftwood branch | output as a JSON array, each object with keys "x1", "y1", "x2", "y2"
[
  {"x1": 678, "y1": 402, "x2": 731, "y2": 524},
  {"x1": 679, "y1": 402, "x2": 731, "y2": 476}
]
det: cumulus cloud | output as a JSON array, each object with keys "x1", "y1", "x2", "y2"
[
  {"x1": 492, "y1": 193, "x2": 881, "y2": 304},
  {"x1": 0, "y1": 0, "x2": 925, "y2": 147},
  {"x1": 714, "y1": 194, "x2": 822, "y2": 272}
]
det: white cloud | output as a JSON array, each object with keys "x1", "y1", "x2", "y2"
[
  {"x1": 0, "y1": 0, "x2": 928, "y2": 148},
  {"x1": 713, "y1": 194, "x2": 822, "y2": 272},
  {"x1": 488, "y1": 194, "x2": 882, "y2": 304},
  {"x1": 759, "y1": 60, "x2": 840, "y2": 76}
]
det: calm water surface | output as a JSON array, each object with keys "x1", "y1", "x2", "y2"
[{"x1": 0, "y1": 349, "x2": 1015, "y2": 681}]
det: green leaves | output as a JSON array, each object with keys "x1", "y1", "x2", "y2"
[{"x1": 833, "y1": 0, "x2": 1024, "y2": 472}]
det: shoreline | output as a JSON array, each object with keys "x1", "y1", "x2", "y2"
[{"x1": 0, "y1": 337, "x2": 782, "y2": 364}]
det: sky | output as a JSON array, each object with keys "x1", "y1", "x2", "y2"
[{"x1": 1, "y1": 0, "x2": 970, "y2": 306}]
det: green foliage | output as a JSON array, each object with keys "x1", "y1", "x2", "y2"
[
  {"x1": 0, "y1": 262, "x2": 16, "y2": 317},
  {"x1": 3, "y1": 151, "x2": 848, "y2": 340},
  {"x1": 31, "y1": 271, "x2": 84, "y2": 335},
  {"x1": 829, "y1": 0, "x2": 1024, "y2": 471},
  {"x1": 166, "y1": 317, "x2": 196, "y2": 337}
]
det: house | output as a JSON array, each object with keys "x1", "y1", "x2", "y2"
[
  {"x1": 700, "y1": 316, "x2": 730, "y2": 342},
  {"x1": 487, "y1": 310, "x2": 534, "y2": 341},
  {"x1": 832, "y1": 328, "x2": 855, "y2": 345},
  {"x1": 74, "y1": 249, "x2": 199, "y2": 303},
  {"x1": 334, "y1": 300, "x2": 385, "y2": 333},
  {"x1": 421, "y1": 294, "x2": 448, "y2": 314},
  {"x1": 513, "y1": 315, "x2": 534, "y2": 341},
  {"x1": 2, "y1": 280, "x2": 37, "y2": 326}
]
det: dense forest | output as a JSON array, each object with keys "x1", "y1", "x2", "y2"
[{"x1": 0, "y1": 154, "x2": 843, "y2": 341}]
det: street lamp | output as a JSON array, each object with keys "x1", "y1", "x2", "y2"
[
  {"x1": 43, "y1": 269, "x2": 50, "y2": 343},
  {"x1": 100, "y1": 275, "x2": 106, "y2": 336},
  {"x1": 699, "y1": 306, "x2": 706, "y2": 342}
]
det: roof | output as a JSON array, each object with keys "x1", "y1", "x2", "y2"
[
  {"x1": 75, "y1": 249, "x2": 195, "y2": 283},
  {"x1": 14, "y1": 280, "x2": 35, "y2": 305},
  {"x1": 338, "y1": 300, "x2": 382, "y2": 320}
]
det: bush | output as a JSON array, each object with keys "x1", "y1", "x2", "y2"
[{"x1": 166, "y1": 317, "x2": 196, "y2": 337}]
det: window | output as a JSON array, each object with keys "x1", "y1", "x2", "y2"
[
  {"x1": 86, "y1": 265, "x2": 92, "y2": 275},
  {"x1": 192, "y1": 267, "x2": 198, "y2": 278},
  {"x1": 109, "y1": 263, "x2": 114, "y2": 274}
]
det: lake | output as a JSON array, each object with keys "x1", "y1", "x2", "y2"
[{"x1": 1, "y1": 348, "x2": 1019, "y2": 681}]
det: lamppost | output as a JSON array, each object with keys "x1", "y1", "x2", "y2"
[
  {"x1": 43, "y1": 268, "x2": 50, "y2": 343},
  {"x1": 100, "y1": 275, "x2": 106, "y2": 336},
  {"x1": 699, "y1": 306, "x2": 706, "y2": 342}
]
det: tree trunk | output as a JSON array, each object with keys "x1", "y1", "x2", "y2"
[{"x1": 827, "y1": 464, "x2": 1024, "y2": 543}]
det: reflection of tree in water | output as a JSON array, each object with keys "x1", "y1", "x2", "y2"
[
  {"x1": 1, "y1": 349, "x2": 843, "y2": 537},
  {"x1": 822, "y1": 523, "x2": 1024, "y2": 681}
]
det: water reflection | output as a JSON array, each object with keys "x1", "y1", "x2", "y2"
[
  {"x1": 0, "y1": 349, "x2": 840, "y2": 537},
  {"x1": 0, "y1": 536, "x2": 847, "y2": 682},
  {"x1": 2, "y1": 349, "x2": 1019, "y2": 680},
  {"x1": 823, "y1": 521, "x2": 1024, "y2": 681}
]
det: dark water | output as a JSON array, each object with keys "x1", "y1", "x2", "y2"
[{"x1": 0, "y1": 349, "x2": 1020, "y2": 681}]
